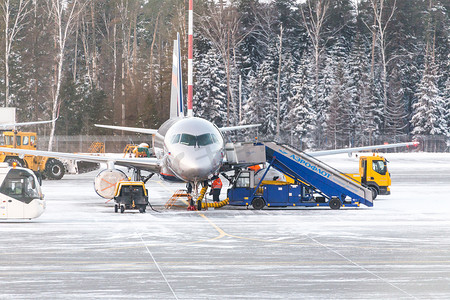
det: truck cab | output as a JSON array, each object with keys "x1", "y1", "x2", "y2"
[
  {"x1": 346, "y1": 155, "x2": 391, "y2": 199},
  {"x1": 2, "y1": 131, "x2": 37, "y2": 150}
]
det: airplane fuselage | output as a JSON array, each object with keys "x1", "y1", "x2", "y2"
[{"x1": 153, "y1": 117, "x2": 225, "y2": 183}]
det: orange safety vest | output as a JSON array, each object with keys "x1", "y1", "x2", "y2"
[
  {"x1": 212, "y1": 178, "x2": 222, "y2": 189},
  {"x1": 248, "y1": 164, "x2": 261, "y2": 172}
]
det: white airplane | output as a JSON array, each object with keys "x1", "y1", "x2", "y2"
[{"x1": 0, "y1": 33, "x2": 418, "y2": 203}]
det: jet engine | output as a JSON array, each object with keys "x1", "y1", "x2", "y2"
[{"x1": 94, "y1": 169, "x2": 129, "y2": 199}]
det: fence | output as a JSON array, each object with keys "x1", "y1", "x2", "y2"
[
  {"x1": 38, "y1": 135, "x2": 152, "y2": 153},
  {"x1": 35, "y1": 134, "x2": 449, "y2": 154}
]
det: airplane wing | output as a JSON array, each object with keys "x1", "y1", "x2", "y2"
[
  {"x1": 308, "y1": 142, "x2": 420, "y2": 157},
  {"x1": 0, "y1": 118, "x2": 58, "y2": 129},
  {"x1": 219, "y1": 124, "x2": 261, "y2": 132},
  {"x1": 95, "y1": 124, "x2": 158, "y2": 135},
  {"x1": 0, "y1": 147, "x2": 160, "y2": 173}
]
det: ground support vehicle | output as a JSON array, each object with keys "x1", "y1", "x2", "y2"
[
  {"x1": 0, "y1": 131, "x2": 65, "y2": 180},
  {"x1": 345, "y1": 155, "x2": 391, "y2": 199},
  {"x1": 226, "y1": 142, "x2": 373, "y2": 210},
  {"x1": 0, "y1": 131, "x2": 99, "y2": 180},
  {"x1": 0, "y1": 162, "x2": 45, "y2": 219},
  {"x1": 113, "y1": 181, "x2": 149, "y2": 213}
]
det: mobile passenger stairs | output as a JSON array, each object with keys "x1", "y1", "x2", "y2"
[{"x1": 224, "y1": 142, "x2": 373, "y2": 210}]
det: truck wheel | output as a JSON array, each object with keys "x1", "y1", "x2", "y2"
[
  {"x1": 120, "y1": 205, "x2": 125, "y2": 213},
  {"x1": 5, "y1": 157, "x2": 25, "y2": 167},
  {"x1": 368, "y1": 186, "x2": 378, "y2": 200},
  {"x1": 252, "y1": 197, "x2": 265, "y2": 210},
  {"x1": 139, "y1": 206, "x2": 146, "y2": 213},
  {"x1": 114, "y1": 204, "x2": 119, "y2": 213},
  {"x1": 329, "y1": 198, "x2": 341, "y2": 210},
  {"x1": 45, "y1": 159, "x2": 65, "y2": 180}
]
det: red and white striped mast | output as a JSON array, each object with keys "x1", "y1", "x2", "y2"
[{"x1": 187, "y1": 0, "x2": 194, "y2": 117}]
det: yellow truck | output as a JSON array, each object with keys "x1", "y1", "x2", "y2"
[
  {"x1": 345, "y1": 155, "x2": 391, "y2": 199},
  {"x1": 0, "y1": 131, "x2": 65, "y2": 180}
]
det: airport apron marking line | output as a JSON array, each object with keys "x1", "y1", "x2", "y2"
[
  {"x1": 306, "y1": 234, "x2": 418, "y2": 299},
  {"x1": 125, "y1": 208, "x2": 179, "y2": 300},
  {"x1": 138, "y1": 232, "x2": 179, "y2": 300}
]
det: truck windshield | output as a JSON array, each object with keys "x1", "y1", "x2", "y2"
[
  {"x1": 235, "y1": 173, "x2": 250, "y2": 188},
  {"x1": 0, "y1": 169, "x2": 41, "y2": 204},
  {"x1": 372, "y1": 160, "x2": 387, "y2": 175}
]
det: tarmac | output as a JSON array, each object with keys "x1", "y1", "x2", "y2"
[{"x1": 1, "y1": 153, "x2": 449, "y2": 299}]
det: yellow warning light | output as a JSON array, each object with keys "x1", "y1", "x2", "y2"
[{"x1": 12, "y1": 162, "x2": 17, "y2": 168}]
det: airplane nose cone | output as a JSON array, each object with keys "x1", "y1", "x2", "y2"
[
  {"x1": 179, "y1": 156, "x2": 213, "y2": 181},
  {"x1": 170, "y1": 150, "x2": 221, "y2": 182}
]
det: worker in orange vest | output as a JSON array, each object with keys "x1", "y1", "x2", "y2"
[{"x1": 210, "y1": 175, "x2": 223, "y2": 202}]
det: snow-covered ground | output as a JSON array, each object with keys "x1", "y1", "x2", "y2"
[{"x1": 0, "y1": 152, "x2": 449, "y2": 299}]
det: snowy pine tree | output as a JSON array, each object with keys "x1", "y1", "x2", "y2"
[
  {"x1": 286, "y1": 56, "x2": 315, "y2": 150},
  {"x1": 193, "y1": 47, "x2": 227, "y2": 127},
  {"x1": 411, "y1": 53, "x2": 447, "y2": 151}
]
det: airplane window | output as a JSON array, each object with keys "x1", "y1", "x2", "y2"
[
  {"x1": 197, "y1": 133, "x2": 213, "y2": 146},
  {"x1": 171, "y1": 134, "x2": 181, "y2": 144},
  {"x1": 180, "y1": 134, "x2": 196, "y2": 146}
]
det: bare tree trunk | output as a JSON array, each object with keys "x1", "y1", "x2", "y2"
[
  {"x1": 370, "y1": 0, "x2": 397, "y2": 135},
  {"x1": 112, "y1": 23, "x2": 117, "y2": 118},
  {"x1": 90, "y1": 1, "x2": 97, "y2": 86},
  {"x1": 148, "y1": 12, "x2": 160, "y2": 90},
  {"x1": 276, "y1": 24, "x2": 283, "y2": 139},
  {"x1": 1, "y1": 0, "x2": 31, "y2": 107},
  {"x1": 301, "y1": 0, "x2": 330, "y2": 106},
  {"x1": 120, "y1": 0, "x2": 127, "y2": 128},
  {"x1": 47, "y1": 0, "x2": 86, "y2": 151},
  {"x1": 73, "y1": 19, "x2": 79, "y2": 82},
  {"x1": 370, "y1": 1, "x2": 377, "y2": 80}
]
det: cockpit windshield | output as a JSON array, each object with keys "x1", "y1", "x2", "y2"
[
  {"x1": 180, "y1": 134, "x2": 197, "y2": 146},
  {"x1": 171, "y1": 133, "x2": 219, "y2": 147}
]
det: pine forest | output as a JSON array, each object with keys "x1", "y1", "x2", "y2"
[{"x1": 0, "y1": 0, "x2": 449, "y2": 151}]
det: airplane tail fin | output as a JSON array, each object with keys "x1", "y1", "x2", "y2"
[{"x1": 170, "y1": 33, "x2": 184, "y2": 118}]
